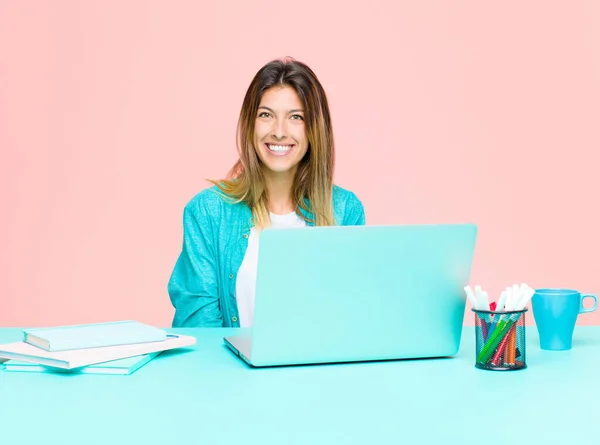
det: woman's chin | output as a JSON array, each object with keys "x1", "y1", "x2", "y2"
[{"x1": 261, "y1": 161, "x2": 299, "y2": 176}]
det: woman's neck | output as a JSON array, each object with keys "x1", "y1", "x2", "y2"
[{"x1": 264, "y1": 171, "x2": 295, "y2": 215}]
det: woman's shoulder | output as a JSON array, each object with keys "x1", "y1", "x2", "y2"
[
  {"x1": 183, "y1": 185, "x2": 248, "y2": 220},
  {"x1": 332, "y1": 184, "x2": 365, "y2": 225},
  {"x1": 332, "y1": 184, "x2": 363, "y2": 208},
  {"x1": 184, "y1": 185, "x2": 225, "y2": 214}
]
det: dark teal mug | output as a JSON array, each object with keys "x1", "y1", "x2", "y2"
[{"x1": 532, "y1": 288, "x2": 597, "y2": 350}]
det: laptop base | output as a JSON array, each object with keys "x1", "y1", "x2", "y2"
[{"x1": 223, "y1": 333, "x2": 253, "y2": 365}]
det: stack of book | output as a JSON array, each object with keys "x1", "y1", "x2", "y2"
[{"x1": 0, "y1": 320, "x2": 195, "y2": 375}]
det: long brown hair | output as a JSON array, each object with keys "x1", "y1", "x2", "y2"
[{"x1": 209, "y1": 57, "x2": 335, "y2": 229}]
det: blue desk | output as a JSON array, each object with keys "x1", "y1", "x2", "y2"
[{"x1": 1, "y1": 326, "x2": 599, "y2": 444}]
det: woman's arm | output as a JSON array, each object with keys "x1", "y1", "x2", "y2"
[{"x1": 168, "y1": 196, "x2": 223, "y2": 327}]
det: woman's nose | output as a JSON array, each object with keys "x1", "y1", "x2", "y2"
[{"x1": 271, "y1": 119, "x2": 287, "y2": 139}]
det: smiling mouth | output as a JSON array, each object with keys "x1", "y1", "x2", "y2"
[{"x1": 266, "y1": 143, "x2": 294, "y2": 154}]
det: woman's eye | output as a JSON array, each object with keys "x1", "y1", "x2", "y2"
[
  {"x1": 291, "y1": 114, "x2": 304, "y2": 121},
  {"x1": 258, "y1": 112, "x2": 270, "y2": 118}
]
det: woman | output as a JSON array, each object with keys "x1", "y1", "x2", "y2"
[{"x1": 168, "y1": 57, "x2": 366, "y2": 328}]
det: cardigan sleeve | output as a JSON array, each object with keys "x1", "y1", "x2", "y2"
[{"x1": 168, "y1": 195, "x2": 223, "y2": 327}]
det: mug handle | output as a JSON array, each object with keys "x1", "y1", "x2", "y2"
[{"x1": 580, "y1": 294, "x2": 598, "y2": 313}]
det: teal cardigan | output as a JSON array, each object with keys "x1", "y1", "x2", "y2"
[{"x1": 167, "y1": 185, "x2": 366, "y2": 328}]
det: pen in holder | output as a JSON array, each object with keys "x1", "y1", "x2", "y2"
[{"x1": 473, "y1": 308, "x2": 527, "y2": 371}]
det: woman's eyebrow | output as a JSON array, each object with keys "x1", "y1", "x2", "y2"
[{"x1": 257, "y1": 106, "x2": 304, "y2": 114}]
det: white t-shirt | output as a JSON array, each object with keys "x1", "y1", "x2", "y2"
[{"x1": 235, "y1": 211, "x2": 307, "y2": 327}]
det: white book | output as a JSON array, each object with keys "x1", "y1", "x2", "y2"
[{"x1": 0, "y1": 334, "x2": 195, "y2": 369}]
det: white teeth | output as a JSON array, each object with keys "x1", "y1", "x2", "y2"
[{"x1": 267, "y1": 144, "x2": 292, "y2": 153}]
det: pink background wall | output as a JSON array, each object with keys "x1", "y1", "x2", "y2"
[{"x1": 1, "y1": 1, "x2": 599, "y2": 328}]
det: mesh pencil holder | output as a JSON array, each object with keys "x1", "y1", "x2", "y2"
[{"x1": 473, "y1": 308, "x2": 527, "y2": 371}]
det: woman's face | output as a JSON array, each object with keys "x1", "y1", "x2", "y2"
[{"x1": 253, "y1": 85, "x2": 309, "y2": 177}]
